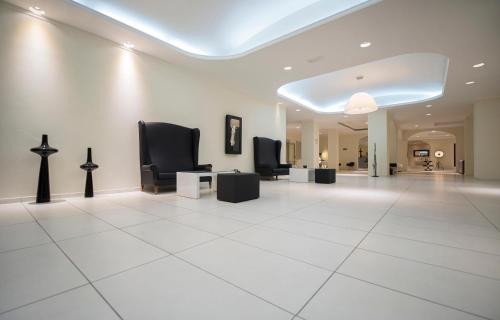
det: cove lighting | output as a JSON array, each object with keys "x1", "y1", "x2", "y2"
[
  {"x1": 70, "y1": 0, "x2": 379, "y2": 59},
  {"x1": 29, "y1": 6, "x2": 45, "y2": 15},
  {"x1": 277, "y1": 53, "x2": 449, "y2": 114},
  {"x1": 360, "y1": 41, "x2": 371, "y2": 48},
  {"x1": 473, "y1": 63, "x2": 485, "y2": 68},
  {"x1": 123, "y1": 42, "x2": 135, "y2": 49},
  {"x1": 466, "y1": 81, "x2": 475, "y2": 85}
]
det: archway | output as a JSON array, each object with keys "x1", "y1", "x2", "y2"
[
  {"x1": 407, "y1": 131, "x2": 457, "y2": 173},
  {"x1": 358, "y1": 136, "x2": 368, "y2": 169}
]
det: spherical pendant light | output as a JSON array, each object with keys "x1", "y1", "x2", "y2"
[{"x1": 344, "y1": 92, "x2": 378, "y2": 114}]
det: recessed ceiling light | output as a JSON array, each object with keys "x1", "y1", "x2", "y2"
[
  {"x1": 365, "y1": 121, "x2": 368, "y2": 125},
  {"x1": 425, "y1": 104, "x2": 432, "y2": 108},
  {"x1": 360, "y1": 41, "x2": 371, "y2": 48},
  {"x1": 295, "y1": 109, "x2": 301, "y2": 112},
  {"x1": 296, "y1": 126, "x2": 300, "y2": 129},
  {"x1": 29, "y1": 6, "x2": 45, "y2": 15},
  {"x1": 426, "y1": 113, "x2": 431, "y2": 116},
  {"x1": 473, "y1": 62, "x2": 485, "y2": 68},
  {"x1": 466, "y1": 81, "x2": 475, "y2": 85},
  {"x1": 414, "y1": 124, "x2": 419, "y2": 127},
  {"x1": 123, "y1": 42, "x2": 135, "y2": 49},
  {"x1": 284, "y1": 66, "x2": 292, "y2": 71},
  {"x1": 431, "y1": 130, "x2": 436, "y2": 133}
]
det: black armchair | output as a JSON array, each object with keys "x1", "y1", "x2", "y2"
[
  {"x1": 138, "y1": 121, "x2": 212, "y2": 193},
  {"x1": 253, "y1": 137, "x2": 291, "y2": 179}
]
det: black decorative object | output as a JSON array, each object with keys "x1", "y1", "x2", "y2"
[
  {"x1": 372, "y1": 143, "x2": 379, "y2": 177},
  {"x1": 315, "y1": 168, "x2": 336, "y2": 184},
  {"x1": 225, "y1": 115, "x2": 242, "y2": 154},
  {"x1": 80, "y1": 148, "x2": 99, "y2": 197},
  {"x1": 30, "y1": 134, "x2": 58, "y2": 203},
  {"x1": 217, "y1": 173, "x2": 259, "y2": 203}
]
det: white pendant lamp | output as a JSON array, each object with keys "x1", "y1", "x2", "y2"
[{"x1": 344, "y1": 92, "x2": 378, "y2": 114}]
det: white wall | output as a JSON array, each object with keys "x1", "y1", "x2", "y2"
[
  {"x1": 327, "y1": 129, "x2": 339, "y2": 169},
  {"x1": 300, "y1": 121, "x2": 319, "y2": 168},
  {"x1": 407, "y1": 139, "x2": 456, "y2": 170},
  {"x1": 0, "y1": 5, "x2": 286, "y2": 201},
  {"x1": 368, "y1": 109, "x2": 389, "y2": 176},
  {"x1": 473, "y1": 98, "x2": 500, "y2": 180}
]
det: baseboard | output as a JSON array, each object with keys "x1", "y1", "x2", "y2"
[{"x1": 0, "y1": 187, "x2": 141, "y2": 204}]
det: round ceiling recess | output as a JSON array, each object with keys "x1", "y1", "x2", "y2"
[{"x1": 344, "y1": 92, "x2": 378, "y2": 114}]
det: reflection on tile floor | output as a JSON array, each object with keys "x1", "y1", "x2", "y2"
[{"x1": 0, "y1": 174, "x2": 499, "y2": 319}]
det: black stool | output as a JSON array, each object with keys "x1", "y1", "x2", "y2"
[
  {"x1": 315, "y1": 169, "x2": 336, "y2": 184},
  {"x1": 217, "y1": 173, "x2": 260, "y2": 203}
]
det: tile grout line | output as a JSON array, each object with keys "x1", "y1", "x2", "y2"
[
  {"x1": 458, "y1": 189, "x2": 500, "y2": 233},
  {"x1": 336, "y1": 272, "x2": 493, "y2": 320},
  {"x1": 20, "y1": 202, "x2": 125, "y2": 320},
  {"x1": 371, "y1": 230, "x2": 500, "y2": 257},
  {"x1": 356, "y1": 247, "x2": 500, "y2": 282},
  {"x1": 290, "y1": 177, "x2": 416, "y2": 319}
]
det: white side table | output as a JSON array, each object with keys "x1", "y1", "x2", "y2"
[
  {"x1": 289, "y1": 168, "x2": 315, "y2": 182},
  {"x1": 176, "y1": 172, "x2": 217, "y2": 199}
]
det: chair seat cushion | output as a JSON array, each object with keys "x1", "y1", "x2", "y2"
[{"x1": 272, "y1": 168, "x2": 290, "y2": 175}]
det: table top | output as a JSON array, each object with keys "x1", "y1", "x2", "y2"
[
  {"x1": 290, "y1": 167, "x2": 315, "y2": 171},
  {"x1": 176, "y1": 171, "x2": 235, "y2": 177}
]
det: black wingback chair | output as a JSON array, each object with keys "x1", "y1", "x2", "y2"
[
  {"x1": 138, "y1": 121, "x2": 212, "y2": 193},
  {"x1": 253, "y1": 137, "x2": 291, "y2": 179}
]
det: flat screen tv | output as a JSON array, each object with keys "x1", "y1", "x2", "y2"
[{"x1": 413, "y1": 149, "x2": 430, "y2": 157}]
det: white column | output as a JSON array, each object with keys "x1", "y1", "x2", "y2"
[
  {"x1": 301, "y1": 121, "x2": 319, "y2": 168},
  {"x1": 327, "y1": 129, "x2": 339, "y2": 169},
  {"x1": 368, "y1": 109, "x2": 389, "y2": 176},
  {"x1": 473, "y1": 99, "x2": 500, "y2": 179},
  {"x1": 464, "y1": 114, "x2": 474, "y2": 176}
]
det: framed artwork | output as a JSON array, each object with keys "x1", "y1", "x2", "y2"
[{"x1": 225, "y1": 115, "x2": 242, "y2": 154}]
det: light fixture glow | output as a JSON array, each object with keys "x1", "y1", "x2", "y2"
[
  {"x1": 284, "y1": 66, "x2": 293, "y2": 71},
  {"x1": 123, "y1": 42, "x2": 135, "y2": 49},
  {"x1": 466, "y1": 81, "x2": 475, "y2": 85},
  {"x1": 360, "y1": 41, "x2": 371, "y2": 48},
  {"x1": 426, "y1": 113, "x2": 431, "y2": 116},
  {"x1": 344, "y1": 92, "x2": 378, "y2": 114},
  {"x1": 473, "y1": 63, "x2": 485, "y2": 68},
  {"x1": 425, "y1": 104, "x2": 432, "y2": 108},
  {"x1": 295, "y1": 109, "x2": 301, "y2": 112},
  {"x1": 29, "y1": 6, "x2": 45, "y2": 15},
  {"x1": 414, "y1": 124, "x2": 419, "y2": 127}
]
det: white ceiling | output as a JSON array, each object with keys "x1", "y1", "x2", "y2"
[
  {"x1": 278, "y1": 53, "x2": 448, "y2": 113},
  {"x1": 6, "y1": 0, "x2": 500, "y2": 133},
  {"x1": 69, "y1": 0, "x2": 378, "y2": 58},
  {"x1": 408, "y1": 130, "x2": 455, "y2": 141}
]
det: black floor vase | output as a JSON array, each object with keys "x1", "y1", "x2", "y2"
[
  {"x1": 30, "y1": 134, "x2": 58, "y2": 203},
  {"x1": 80, "y1": 148, "x2": 99, "y2": 197}
]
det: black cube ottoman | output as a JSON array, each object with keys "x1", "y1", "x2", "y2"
[
  {"x1": 217, "y1": 173, "x2": 260, "y2": 203},
  {"x1": 315, "y1": 168, "x2": 336, "y2": 184}
]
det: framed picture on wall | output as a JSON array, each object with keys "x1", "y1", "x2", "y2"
[{"x1": 225, "y1": 115, "x2": 242, "y2": 154}]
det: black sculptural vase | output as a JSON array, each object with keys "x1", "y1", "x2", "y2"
[
  {"x1": 30, "y1": 134, "x2": 58, "y2": 203},
  {"x1": 80, "y1": 148, "x2": 98, "y2": 197}
]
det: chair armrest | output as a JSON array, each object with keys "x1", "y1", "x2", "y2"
[
  {"x1": 195, "y1": 164, "x2": 212, "y2": 172},
  {"x1": 278, "y1": 163, "x2": 292, "y2": 169}
]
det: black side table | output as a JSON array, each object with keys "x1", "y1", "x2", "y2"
[{"x1": 315, "y1": 168, "x2": 336, "y2": 184}]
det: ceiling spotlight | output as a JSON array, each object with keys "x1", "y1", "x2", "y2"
[
  {"x1": 466, "y1": 81, "x2": 475, "y2": 85},
  {"x1": 295, "y1": 109, "x2": 301, "y2": 112},
  {"x1": 425, "y1": 104, "x2": 432, "y2": 108},
  {"x1": 431, "y1": 130, "x2": 436, "y2": 133},
  {"x1": 426, "y1": 113, "x2": 431, "y2": 116},
  {"x1": 473, "y1": 63, "x2": 485, "y2": 68},
  {"x1": 414, "y1": 124, "x2": 419, "y2": 127},
  {"x1": 360, "y1": 41, "x2": 371, "y2": 48},
  {"x1": 29, "y1": 6, "x2": 45, "y2": 15},
  {"x1": 365, "y1": 121, "x2": 368, "y2": 125},
  {"x1": 296, "y1": 126, "x2": 300, "y2": 129},
  {"x1": 283, "y1": 66, "x2": 292, "y2": 71},
  {"x1": 123, "y1": 42, "x2": 135, "y2": 49}
]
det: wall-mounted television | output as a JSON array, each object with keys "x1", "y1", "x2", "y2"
[{"x1": 413, "y1": 149, "x2": 430, "y2": 157}]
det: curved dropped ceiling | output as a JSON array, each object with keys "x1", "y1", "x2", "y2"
[
  {"x1": 278, "y1": 53, "x2": 449, "y2": 114},
  {"x1": 70, "y1": 0, "x2": 379, "y2": 59}
]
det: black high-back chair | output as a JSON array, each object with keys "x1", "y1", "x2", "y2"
[
  {"x1": 138, "y1": 121, "x2": 212, "y2": 193},
  {"x1": 253, "y1": 137, "x2": 291, "y2": 179}
]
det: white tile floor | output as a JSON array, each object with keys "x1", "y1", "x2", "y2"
[{"x1": 0, "y1": 174, "x2": 499, "y2": 319}]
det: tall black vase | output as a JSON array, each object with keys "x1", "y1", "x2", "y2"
[
  {"x1": 30, "y1": 134, "x2": 58, "y2": 203},
  {"x1": 80, "y1": 148, "x2": 98, "y2": 198}
]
